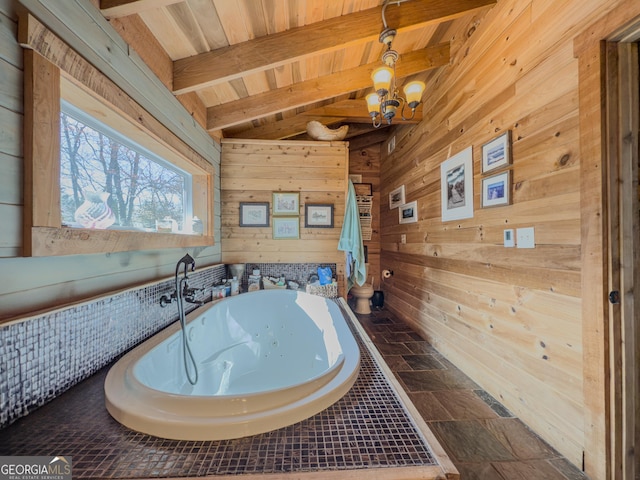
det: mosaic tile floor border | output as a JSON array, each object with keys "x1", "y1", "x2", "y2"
[{"x1": 0, "y1": 299, "x2": 443, "y2": 479}]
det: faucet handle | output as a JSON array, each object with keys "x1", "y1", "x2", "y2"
[{"x1": 159, "y1": 293, "x2": 176, "y2": 308}]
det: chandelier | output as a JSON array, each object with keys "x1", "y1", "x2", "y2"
[{"x1": 365, "y1": 0, "x2": 426, "y2": 128}]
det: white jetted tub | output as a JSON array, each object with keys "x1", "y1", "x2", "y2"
[{"x1": 105, "y1": 289, "x2": 360, "y2": 440}]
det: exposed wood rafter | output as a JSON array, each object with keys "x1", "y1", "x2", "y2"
[
  {"x1": 173, "y1": 0, "x2": 496, "y2": 94},
  {"x1": 207, "y1": 43, "x2": 447, "y2": 132},
  {"x1": 100, "y1": 0, "x2": 184, "y2": 19}
]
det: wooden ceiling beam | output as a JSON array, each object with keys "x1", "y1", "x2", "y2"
[
  {"x1": 173, "y1": 0, "x2": 496, "y2": 94},
  {"x1": 207, "y1": 43, "x2": 447, "y2": 132},
  {"x1": 303, "y1": 99, "x2": 422, "y2": 124},
  {"x1": 223, "y1": 99, "x2": 420, "y2": 140},
  {"x1": 227, "y1": 117, "x2": 347, "y2": 141},
  {"x1": 100, "y1": 0, "x2": 184, "y2": 19}
]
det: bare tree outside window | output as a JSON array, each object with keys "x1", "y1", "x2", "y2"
[{"x1": 60, "y1": 111, "x2": 189, "y2": 232}]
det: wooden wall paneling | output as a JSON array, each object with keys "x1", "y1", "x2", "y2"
[
  {"x1": 0, "y1": 3, "x2": 221, "y2": 319},
  {"x1": 382, "y1": 279, "x2": 585, "y2": 462},
  {"x1": 572, "y1": 1, "x2": 640, "y2": 474},
  {"x1": 0, "y1": 7, "x2": 21, "y2": 66},
  {"x1": 377, "y1": 0, "x2": 595, "y2": 467},
  {"x1": 221, "y1": 139, "x2": 348, "y2": 296},
  {"x1": 0, "y1": 203, "x2": 20, "y2": 256},
  {"x1": 18, "y1": 0, "x2": 216, "y2": 161},
  {"x1": 0, "y1": 151, "x2": 21, "y2": 206},
  {"x1": 107, "y1": 13, "x2": 207, "y2": 129}
]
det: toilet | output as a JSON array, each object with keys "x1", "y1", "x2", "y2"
[{"x1": 349, "y1": 265, "x2": 374, "y2": 314}]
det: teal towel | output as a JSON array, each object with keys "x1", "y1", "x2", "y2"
[{"x1": 338, "y1": 180, "x2": 366, "y2": 290}]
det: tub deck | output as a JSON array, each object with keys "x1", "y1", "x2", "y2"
[{"x1": 0, "y1": 299, "x2": 457, "y2": 479}]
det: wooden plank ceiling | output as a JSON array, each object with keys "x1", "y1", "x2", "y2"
[{"x1": 101, "y1": 0, "x2": 496, "y2": 144}]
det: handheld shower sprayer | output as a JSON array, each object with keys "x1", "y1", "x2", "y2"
[{"x1": 176, "y1": 253, "x2": 196, "y2": 279}]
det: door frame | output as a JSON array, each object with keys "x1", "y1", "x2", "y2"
[{"x1": 575, "y1": 4, "x2": 640, "y2": 479}]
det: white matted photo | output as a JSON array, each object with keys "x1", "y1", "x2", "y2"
[
  {"x1": 482, "y1": 171, "x2": 511, "y2": 208},
  {"x1": 482, "y1": 131, "x2": 512, "y2": 173},
  {"x1": 389, "y1": 185, "x2": 406, "y2": 210},
  {"x1": 399, "y1": 201, "x2": 418, "y2": 224},
  {"x1": 440, "y1": 147, "x2": 474, "y2": 222}
]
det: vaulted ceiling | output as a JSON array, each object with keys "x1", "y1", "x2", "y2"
[{"x1": 100, "y1": 0, "x2": 496, "y2": 145}]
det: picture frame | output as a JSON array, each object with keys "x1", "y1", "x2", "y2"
[
  {"x1": 481, "y1": 171, "x2": 511, "y2": 208},
  {"x1": 353, "y1": 183, "x2": 373, "y2": 196},
  {"x1": 348, "y1": 174, "x2": 362, "y2": 183},
  {"x1": 304, "y1": 204, "x2": 334, "y2": 228},
  {"x1": 399, "y1": 201, "x2": 418, "y2": 224},
  {"x1": 272, "y1": 192, "x2": 300, "y2": 216},
  {"x1": 482, "y1": 130, "x2": 512, "y2": 173},
  {"x1": 239, "y1": 202, "x2": 269, "y2": 227},
  {"x1": 389, "y1": 185, "x2": 406, "y2": 209},
  {"x1": 440, "y1": 146, "x2": 474, "y2": 222},
  {"x1": 272, "y1": 217, "x2": 299, "y2": 239}
]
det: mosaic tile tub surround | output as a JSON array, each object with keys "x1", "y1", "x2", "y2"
[
  {"x1": 0, "y1": 300, "x2": 443, "y2": 479},
  {"x1": 0, "y1": 262, "x2": 336, "y2": 428}
]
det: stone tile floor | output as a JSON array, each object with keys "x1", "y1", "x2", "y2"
[{"x1": 354, "y1": 306, "x2": 590, "y2": 480}]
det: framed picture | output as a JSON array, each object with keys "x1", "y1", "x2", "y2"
[
  {"x1": 353, "y1": 183, "x2": 373, "y2": 196},
  {"x1": 482, "y1": 171, "x2": 511, "y2": 208},
  {"x1": 272, "y1": 217, "x2": 299, "y2": 239},
  {"x1": 348, "y1": 174, "x2": 362, "y2": 183},
  {"x1": 239, "y1": 202, "x2": 269, "y2": 227},
  {"x1": 389, "y1": 185, "x2": 406, "y2": 209},
  {"x1": 482, "y1": 130, "x2": 512, "y2": 173},
  {"x1": 440, "y1": 146, "x2": 474, "y2": 222},
  {"x1": 399, "y1": 201, "x2": 418, "y2": 224},
  {"x1": 305, "y1": 204, "x2": 334, "y2": 228},
  {"x1": 272, "y1": 192, "x2": 299, "y2": 216}
]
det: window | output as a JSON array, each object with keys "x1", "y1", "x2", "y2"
[
  {"x1": 60, "y1": 103, "x2": 194, "y2": 234},
  {"x1": 23, "y1": 33, "x2": 214, "y2": 257}
]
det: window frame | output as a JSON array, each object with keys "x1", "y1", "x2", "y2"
[{"x1": 22, "y1": 17, "x2": 215, "y2": 257}]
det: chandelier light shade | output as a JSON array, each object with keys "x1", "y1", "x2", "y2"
[
  {"x1": 365, "y1": 0, "x2": 425, "y2": 128},
  {"x1": 366, "y1": 93, "x2": 381, "y2": 115},
  {"x1": 371, "y1": 66, "x2": 394, "y2": 96},
  {"x1": 403, "y1": 81, "x2": 426, "y2": 108}
]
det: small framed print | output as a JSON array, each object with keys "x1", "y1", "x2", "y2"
[
  {"x1": 239, "y1": 202, "x2": 269, "y2": 227},
  {"x1": 399, "y1": 201, "x2": 418, "y2": 224},
  {"x1": 348, "y1": 174, "x2": 362, "y2": 183},
  {"x1": 481, "y1": 171, "x2": 511, "y2": 208},
  {"x1": 272, "y1": 192, "x2": 300, "y2": 216},
  {"x1": 353, "y1": 183, "x2": 373, "y2": 196},
  {"x1": 482, "y1": 130, "x2": 512, "y2": 173},
  {"x1": 305, "y1": 204, "x2": 334, "y2": 228},
  {"x1": 389, "y1": 185, "x2": 406, "y2": 210},
  {"x1": 272, "y1": 217, "x2": 299, "y2": 239}
]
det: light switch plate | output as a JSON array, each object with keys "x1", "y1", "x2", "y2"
[
  {"x1": 504, "y1": 229, "x2": 515, "y2": 247},
  {"x1": 388, "y1": 136, "x2": 396, "y2": 154},
  {"x1": 517, "y1": 227, "x2": 535, "y2": 248}
]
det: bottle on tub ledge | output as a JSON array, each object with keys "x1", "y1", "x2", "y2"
[{"x1": 248, "y1": 268, "x2": 261, "y2": 292}]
